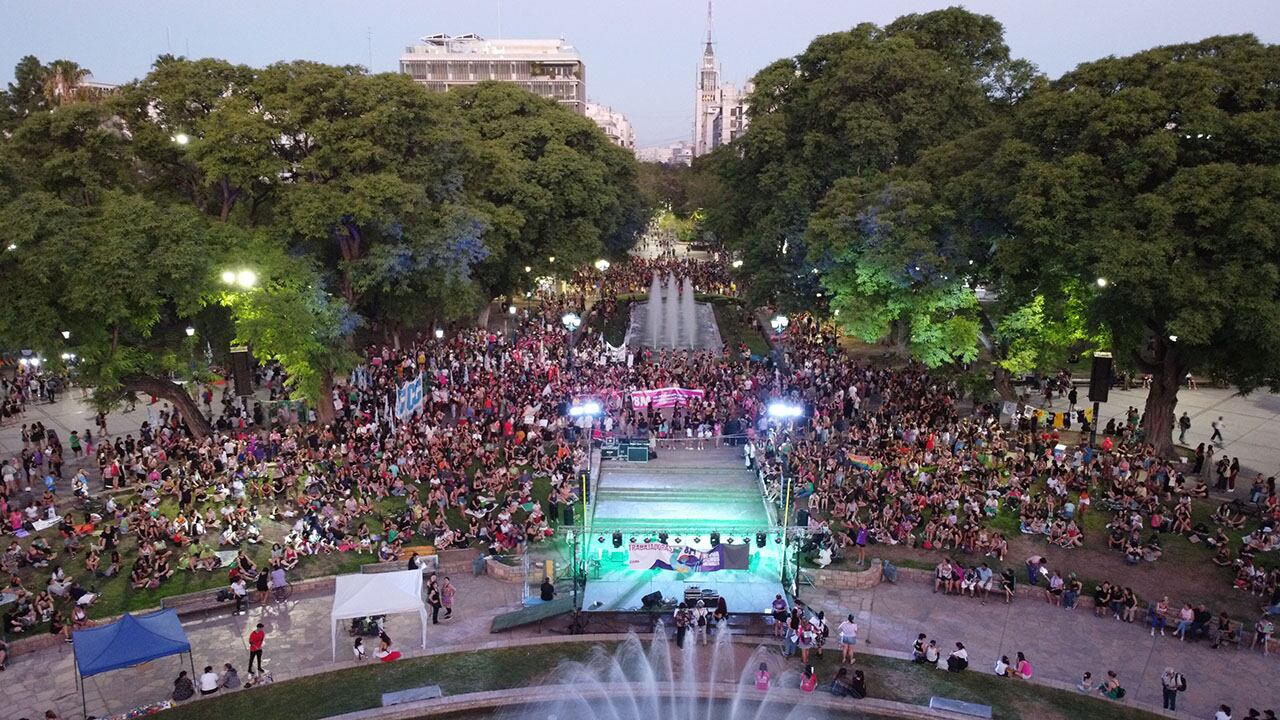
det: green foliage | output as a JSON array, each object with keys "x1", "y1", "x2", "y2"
[
  {"x1": 994, "y1": 286, "x2": 1107, "y2": 375},
  {"x1": 706, "y1": 7, "x2": 1035, "y2": 312}
]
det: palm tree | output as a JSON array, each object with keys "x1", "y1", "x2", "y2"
[{"x1": 42, "y1": 59, "x2": 91, "y2": 106}]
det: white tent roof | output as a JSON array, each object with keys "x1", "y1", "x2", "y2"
[{"x1": 330, "y1": 569, "x2": 428, "y2": 660}]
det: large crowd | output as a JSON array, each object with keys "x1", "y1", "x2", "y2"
[{"x1": 1, "y1": 254, "x2": 1277, "y2": 719}]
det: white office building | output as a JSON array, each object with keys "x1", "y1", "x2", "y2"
[
  {"x1": 586, "y1": 103, "x2": 635, "y2": 151},
  {"x1": 400, "y1": 33, "x2": 586, "y2": 113}
]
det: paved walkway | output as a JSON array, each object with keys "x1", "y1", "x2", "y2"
[
  {"x1": 806, "y1": 579, "x2": 1280, "y2": 719},
  {"x1": 9, "y1": 567, "x2": 1277, "y2": 719},
  {"x1": 1045, "y1": 385, "x2": 1280, "y2": 480},
  {"x1": 4, "y1": 575, "x2": 524, "y2": 720}
]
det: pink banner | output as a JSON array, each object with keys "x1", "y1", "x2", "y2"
[{"x1": 630, "y1": 386, "x2": 705, "y2": 409}]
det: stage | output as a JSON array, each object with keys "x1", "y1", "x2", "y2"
[{"x1": 581, "y1": 447, "x2": 786, "y2": 612}]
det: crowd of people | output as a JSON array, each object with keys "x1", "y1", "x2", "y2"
[{"x1": 0, "y1": 252, "x2": 1277, "y2": 719}]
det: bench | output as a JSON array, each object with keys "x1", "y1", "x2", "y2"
[
  {"x1": 361, "y1": 555, "x2": 439, "y2": 574},
  {"x1": 382, "y1": 685, "x2": 442, "y2": 707},
  {"x1": 929, "y1": 697, "x2": 993, "y2": 718},
  {"x1": 161, "y1": 587, "x2": 236, "y2": 617},
  {"x1": 396, "y1": 545, "x2": 436, "y2": 562}
]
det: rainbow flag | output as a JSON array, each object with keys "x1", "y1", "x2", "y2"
[{"x1": 849, "y1": 454, "x2": 883, "y2": 471}]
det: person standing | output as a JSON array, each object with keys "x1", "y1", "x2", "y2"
[
  {"x1": 1178, "y1": 413, "x2": 1191, "y2": 444},
  {"x1": 673, "y1": 601, "x2": 691, "y2": 648},
  {"x1": 837, "y1": 614, "x2": 859, "y2": 664},
  {"x1": 1211, "y1": 416, "x2": 1225, "y2": 446},
  {"x1": 248, "y1": 623, "x2": 266, "y2": 675},
  {"x1": 427, "y1": 575, "x2": 443, "y2": 624},
  {"x1": 440, "y1": 576, "x2": 455, "y2": 620},
  {"x1": 1160, "y1": 667, "x2": 1185, "y2": 711},
  {"x1": 231, "y1": 576, "x2": 248, "y2": 615}
]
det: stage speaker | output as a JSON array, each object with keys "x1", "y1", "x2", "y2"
[
  {"x1": 709, "y1": 531, "x2": 721, "y2": 547},
  {"x1": 230, "y1": 346, "x2": 253, "y2": 397},
  {"x1": 756, "y1": 532, "x2": 767, "y2": 548},
  {"x1": 1089, "y1": 352, "x2": 1113, "y2": 403},
  {"x1": 641, "y1": 591, "x2": 664, "y2": 608},
  {"x1": 612, "y1": 531, "x2": 622, "y2": 548}
]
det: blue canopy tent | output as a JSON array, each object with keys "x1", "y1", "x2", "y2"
[{"x1": 72, "y1": 609, "x2": 194, "y2": 717}]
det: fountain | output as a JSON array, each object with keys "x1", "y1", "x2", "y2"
[
  {"x1": 504, "y1": 631, "x2": 831, "y2": 720},
  {"x1": 665, "y1": 271, "x2": 680, "y2": 349},
  {"x1": 681, "y1": 275, "x2": 698, "y2": 349},
  {"x1": 630, "y1": 273, "x2": 723, "y2": 352}
]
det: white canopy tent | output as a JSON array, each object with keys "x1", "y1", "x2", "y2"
[{"x1": 330, "y1": 569, "x2": 428, "y2": 660}]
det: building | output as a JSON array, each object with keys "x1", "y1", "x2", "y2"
[
  {"x1": 636, "y1": 141, "x2": 693, "y2": 166},
  {"x1": 585, "y1": 103, "x2": 635, "y2": 151},
  {"x1": 400, "y1": 34, "x2": 586, "y2": 113},
  {"x1": 691, "y1": 2, "x2": 752, "y2": 158}
]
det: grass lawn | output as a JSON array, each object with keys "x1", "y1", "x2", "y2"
[
  {"x1": 706, "y1": 297, "x2": 770, "y2": 357},
  {"x1": 155, "y1": 641, "x2": 1162, "y2": 720}
]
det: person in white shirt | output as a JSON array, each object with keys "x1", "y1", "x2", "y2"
[
  {"x1": 1214, "y1": 705, "x2": 1232, "y2": 720},
  {"x1": 199, "y1": 665, "x2": 220, "y2": 695}
]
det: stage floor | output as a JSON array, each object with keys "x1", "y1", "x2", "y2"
[
  {"x1": 582, "y1": 568, "x2": 785, "y2": 613},
  {"x1": 591, "y1": 447, "x2": 773, "y2": 532}
]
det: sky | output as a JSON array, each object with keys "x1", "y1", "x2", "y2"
[{"x1": 3, "y1": 1, "x2": 1278, "y2": 146}]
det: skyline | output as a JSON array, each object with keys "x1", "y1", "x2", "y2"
[{"x1": 3, "y1": 1, "x2": 1278, "y2": 147}]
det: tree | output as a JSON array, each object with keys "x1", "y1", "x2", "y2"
[
  {"x1": 707, "y1": 8, "x2": 1034, "y2": 310},
  {"x1": 986, "y1": 35, "x2": 1280, "y2": 456},
  {"x1": 0, "y1": 190, "x2": 229, "y2": 437},
  {"x1": 0, "y1": 55, "x2": 50, "y2": 129},
  {"x1": 809, "y1": 175, "x2": 981, "y2": 365},
  {"x1": 450, "y1": 82, "x2": 647, "y2": 309},
  {"x1": 42, "y1": 59, "x2": 91, "y2": 106}
]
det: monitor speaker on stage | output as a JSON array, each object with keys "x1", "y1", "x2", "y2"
[
  {"x1": 230, "y1": 346, "x2": 253, "y2": 397},
  {"x1": 641, "y1": 591, "x2": 664, "y2": 608},
  {"x1": 1089, "y1": 352, "x2": 1113, "y2": 403}
]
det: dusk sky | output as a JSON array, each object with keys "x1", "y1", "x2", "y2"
[{"x1": 4, "y1": 1, "x2": 1278, "y2": 146}]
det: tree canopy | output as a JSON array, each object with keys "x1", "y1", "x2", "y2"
[{"x1": 0, "y1": 55, "x2": 646, "y2": 430}]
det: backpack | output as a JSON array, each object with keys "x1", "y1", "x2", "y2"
[
  {"x1": 1115, "y1": 687, "x2": 1126, "y2": 699},
  {"x1": 1176, "y1": 673, "x2": 1187, "y2": 692}
]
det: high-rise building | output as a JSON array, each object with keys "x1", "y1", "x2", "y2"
[
  {"x1": 586, "y1": 103, "x2": 635, "y2": 152},
  {"x1": 400, "y1": 34, "x2": 586, "y2": 113},
  {"x1": 691, "y1": 2, "x2": 752, "y2": 158}
]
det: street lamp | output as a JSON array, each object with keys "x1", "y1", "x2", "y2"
[
  {"x1": 770, "y1": 314, "x2": 790, "y2": 334},
  {"x1": 434, "y1": 328, "x2": 444, "y2": 340},
  {"x1": 172, "y1": 133, "x2": 190, "y2": 145},
  {"x1": 561, "y1": 312, "x2": 581, "y2": 333},
  {"x1": 5, "y1": 244, "x2": 15, "y2": 252},
  {"x1": 594, "y1": 259, "x2": 610, "y2": 272},
  {"x1": 524, "y1": 266, "x2": 532, "y2": 273},
  {"x1": 221, "y1": 269, "x2": 257, "y2": 288},
  {"x1": 766, "y1": 401, "x2": 804, "y2": 420},
  {"x1": 220, "y1": 270, "x2": 237, "y2": 285},
  {"x1": 1096, "y1": 277, "x2": 1109, "y2": 288},
  {"x1": 60, "y1": 330, "x2": 70, "y2": 340},
  {"x1": 508, "y1": 305, "x2": 517, "y2": 316},
  {"x1": 548, "y1": 256, "x2": 556, "y2": 264},
  {"x1": 731, "y1": 259, "x2": 743, "y2": 269},
  {"x1": 186, "y1": 326, "x2": 196, "y2": 337}
]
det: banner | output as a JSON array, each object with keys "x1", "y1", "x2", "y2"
[
  {"x1": 630, "y1": 386, "x2": 705, "y2": 409},
  {"x1": 395, "y1": 375, "x2": 424, "y2": 420},
  {"x1": 627, "y1": 542, "x2": 749, "y2": 572},
  {"x1": 627, "y1": 542, "x2": 673, "y2": 570}
]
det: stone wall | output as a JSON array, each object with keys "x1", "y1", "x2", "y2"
[{"x1": 810, "y1": 559, "x2": 884, "y2": 590}]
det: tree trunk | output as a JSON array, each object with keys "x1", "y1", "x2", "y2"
[
  {"x1": 1140, "y1": 353, "x2": 1184, "y2": 459},
  {"x1": 992, "y1": 365, "x2": 1016, "y2": 401},
  {"x1": 121, "y1": 374, "x2": 213, "y2": 440},
  {"x1": 476, "y1": 302, "x2": 493, "y2": 329},
  {"x1": 316, "y1": 369, "x2": 337, "y2": 425}
]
